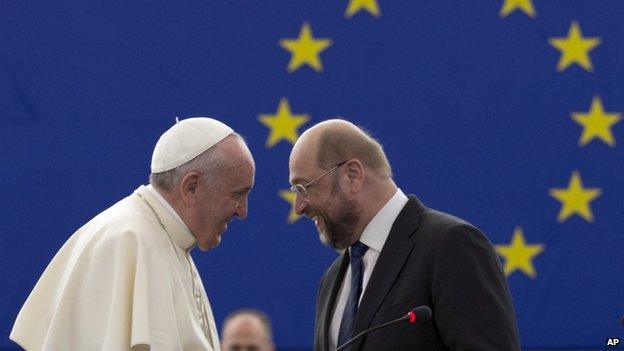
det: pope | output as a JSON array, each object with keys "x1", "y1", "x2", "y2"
[{"x1": 10, "y1": 117, "x2": 255, "y2": 351}]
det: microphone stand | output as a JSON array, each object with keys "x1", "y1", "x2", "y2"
[{"x1": 335, "y1": 315, "x2": 408, "y2": 351}]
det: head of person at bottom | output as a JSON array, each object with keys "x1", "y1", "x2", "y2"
[
  {"x1": 221, "y1": 309, "x2": 275, "y2": 351},
  {"x1": 150, "y1": 117, "x2": 255, "y2": 251},
  {"x1": 289, "y1": 118, "x2": 397, "y2": 250}
]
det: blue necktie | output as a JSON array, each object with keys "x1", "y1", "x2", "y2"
[{"x1": 337, "y1": 241, "x2": 369, "y2": 348}]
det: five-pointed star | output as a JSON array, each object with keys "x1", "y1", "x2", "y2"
[
  {"x1": 549, "y1": 171, "x2": 602, "y2": 223},
  {"x1": 549, "y1": 21, "x2": 602, "y2": 72},
  {"x1": 279, "y1": 23, "x2": 333, "y2": 73},
  {"x1": 571, "y1": 96, "x2": 622, "y2": 147},
  {"x1": 279, "y1": 190, "x2": 301, "y2": 224},
  {"x1": 346, "y1": 0, "x2": 381, "y2": 18},
  {"x1": 258, "y1": 98, "x2": 310, "y2": 148},
  {"x1": 495, "y1": 227, "x2": 545, "y2": 278},
  {"x1": 499, "y1": 0, "x2": 536, "y2": 18}
]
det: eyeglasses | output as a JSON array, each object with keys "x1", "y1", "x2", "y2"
[{"x1": 290, "y1": 160, "x2": 348, "y2": 199}]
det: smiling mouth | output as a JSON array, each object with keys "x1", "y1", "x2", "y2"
[{"x1": 221, "y1": 220, "x2": 230, "y2": 233}]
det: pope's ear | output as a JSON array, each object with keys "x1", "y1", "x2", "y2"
[{"x1": 179, "y1": 172, "x2": 202, "y2": 204}]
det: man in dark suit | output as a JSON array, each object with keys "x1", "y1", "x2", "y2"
[{"x1": 288, "y1": 119, "x2": 520, "y2": 351}]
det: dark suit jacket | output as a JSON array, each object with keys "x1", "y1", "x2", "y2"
[{"x1": 313, "y1": 196, "x2": 520, "y2": 351}]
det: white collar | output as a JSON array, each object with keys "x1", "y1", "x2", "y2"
[
  {"x1": 144, "y1": 184, "x2": 195, "y2": 249},
  {"x1": 358, "y1": 188, "x2": 409, "y2": 253}
]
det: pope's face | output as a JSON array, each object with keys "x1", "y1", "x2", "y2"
[{"x1": 190, "y1": 144, "x2": 255, "y2": 251}]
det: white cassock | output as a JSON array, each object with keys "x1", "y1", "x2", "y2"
[{"x1": 10, "y1": 185, "x2": 220, "y2": 351}]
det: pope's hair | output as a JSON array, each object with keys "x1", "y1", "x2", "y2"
[{"x1": 149, "y1": 133, "x2": 245, "y2": 192}]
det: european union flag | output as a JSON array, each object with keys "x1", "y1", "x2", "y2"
[{"x1": 1, "y1": 1, "x2": 623, "y2": 350}]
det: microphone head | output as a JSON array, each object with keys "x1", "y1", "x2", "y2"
[{"x1": 407, "y1": 305, "x2": 432, "y2": 323}]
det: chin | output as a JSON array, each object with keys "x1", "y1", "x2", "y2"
[
  {"x1": 197, "y1": 243, "x2": 211, "y2": 251},
  {"x1": 201, "y1": 242, "x2": 220, "y2": 251},
  {"x1": 196, "y1": 238, "x2": 217, "y2": 251},
  {"x1": 318, "y1": 231, "x2": 340, "y2": 250}
]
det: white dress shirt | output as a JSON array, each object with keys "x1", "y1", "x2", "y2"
[{"x1": 329, "y1": 188, "x2": 409, "y2": 350}]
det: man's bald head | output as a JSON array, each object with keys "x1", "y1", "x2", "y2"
[
  {"x1": 221, "y1": 309, "x2": 274, "y2": 351},
  {"x1": 291, "y1": 119, "x2": 392, "y2": 177}
]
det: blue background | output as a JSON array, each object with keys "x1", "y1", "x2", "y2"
[{"x1": 1, "y1": 1, "x2": 623, "y2": 350}]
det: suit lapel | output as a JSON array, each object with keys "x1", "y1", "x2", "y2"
[
  {"x1": 320, "y1": 253, "x2": 349, "y2": 351},
  {"x1": 350, "y1": 196, "x2": 425, "y2": 350}
]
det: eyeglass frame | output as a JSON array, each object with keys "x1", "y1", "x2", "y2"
[{"x1": 290, "y1": 160, "x2": 348, "y2": 199}]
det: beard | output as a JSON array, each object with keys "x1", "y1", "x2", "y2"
[{"x1": 317, "y1": 180, "x2": 361, "y2": 250}]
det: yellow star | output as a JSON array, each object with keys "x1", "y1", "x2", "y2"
[
  {"x1": 571, "y1": 96, "x2": 622, "y2": 147},
  {"x1": 499, "y1": 0, "x2": 536, "y2": 18},
  {"x1": 345, "y1": 0, "x2": 381, "y2": 18},
  {"x1": 279, "y1": 190, "x2": 301, "y2": 224},
  {"x1": 549, "y1": 21, "x2": 601, "y2": 72},
  {"x1": 495, "y1": 227, "x2": 545, "y2": 278},
  {"x1": 258, "y1": 98, "x2": 310, "y2": 148},
  {"x1": 279, "y1": 23, "x2": 332, "y2": 73},
  {"x1": 549, "y1": 171, "x2": 602, "y2": 223}
]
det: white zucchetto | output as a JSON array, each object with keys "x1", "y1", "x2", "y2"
[{"x1": 151, "y1": 117, "x2": 233, "y2": 173}]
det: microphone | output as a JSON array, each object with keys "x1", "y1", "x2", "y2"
[{"x1": 335, "y1": 305, "x2": 432, "y2": 351}]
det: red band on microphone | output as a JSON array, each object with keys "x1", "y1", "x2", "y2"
[{"x1": 408, "y1": 311, "x2": 417, "y2": 323}]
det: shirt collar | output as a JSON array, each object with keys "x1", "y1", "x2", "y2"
[
  {"x1": 358, "y1": 188, "x2": 409, "y2": 253},
  {"x1": 145, "y1": 184, "x2": 188, "y2": 228},
  {"x1": 139, "y1": 184, "x2": 197, "y2": 251}
]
